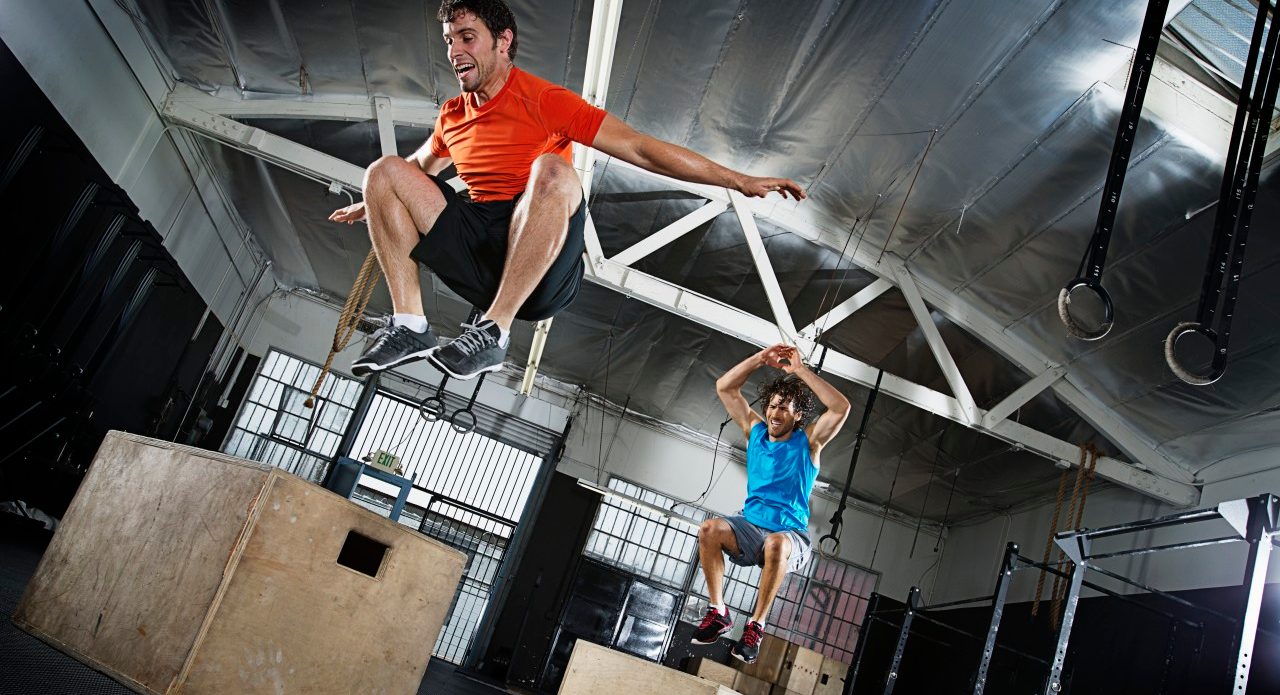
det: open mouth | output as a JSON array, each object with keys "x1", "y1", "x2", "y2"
[{"x1": 454, "y1": 63, "x2": 476, "y2": 80}]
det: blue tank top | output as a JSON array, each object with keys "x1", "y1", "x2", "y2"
[{"x1": 743, "y1": 422, "x2": 817, "y2": 532}]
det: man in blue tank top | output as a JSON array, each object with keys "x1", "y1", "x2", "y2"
[{"x1": 691, "y1": 344, "x2": 851, "y2": 663}]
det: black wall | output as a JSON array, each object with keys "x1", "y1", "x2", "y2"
[
  {"x1": 0, "y1": 37, "x2": 237, "y2": 516},
  {"x1": 478, "y1": 472, "x2": 600, "y2": 689},
  {"x1": 851, "y1": 582, "x2": 1280, "y2": 694}
]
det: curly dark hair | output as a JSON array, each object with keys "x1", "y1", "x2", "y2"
[
  {"x1": 438, "y1": 0, "x2": 519, "y2": 62},
  {"x1": 757, "y1": 375, "x2": 816, "y2": 431}
]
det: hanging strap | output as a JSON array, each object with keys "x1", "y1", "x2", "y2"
[
  {"x1": 1166, "y1": 0, "x2": 1280, "y2": 385},
  {"x1": 1058, "y1": 0, "x2": 1169, "y2": 340},
  {"x1": 306, "y1": 249, "x2": 381, "y2": 408},
  {"x1": 818, "y1": 369, "x2": 884, "y2": 557}
]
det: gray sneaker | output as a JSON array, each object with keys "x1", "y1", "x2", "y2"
[
  {"x1": 351, "y1": 324, "x2": 439, "y2": 377},
  {"x1": 428, "y1": 320, "x2": 507, "y2": 380}
]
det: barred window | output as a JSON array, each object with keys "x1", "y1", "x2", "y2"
[{"x1": 223, "y1": 349, "x2": 360, "y2": 482}]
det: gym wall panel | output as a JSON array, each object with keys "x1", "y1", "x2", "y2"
[{"x1": 0, "y1": 0, "x2": 262, "y2": 325}]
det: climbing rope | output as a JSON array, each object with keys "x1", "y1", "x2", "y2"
[
  {"x1": 1049, "y1": 444, "x2": 1099, "y2": 627},
  {"x1": 1031, "y1": 462, "x2": 1073, "y2": 618},
  {"x1": 305, "y1": 249, "x2": 382, "y2": 408}
]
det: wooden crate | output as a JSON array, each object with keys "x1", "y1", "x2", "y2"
[
  {"x1": 776, "y1": 643, "x2": 824, "y2": 694},
  {"x1": 14, "y1": 431, "x2": 466, "y2": 695},
  {"x1": 734, "y1": 633, "x2": 791, "y2": 683},
  {"x1": 560, "y1": 640, "x2": 741, "y2": 695},
  {"x1": 813, "y1": 656, "x2": 849, "y2": 695},
  {"x1": 733, "y1": 671, "x2": 772, "y2": 695},
  {"x1": 687, "y1": 656, "x2": 739, "y2": 688}
]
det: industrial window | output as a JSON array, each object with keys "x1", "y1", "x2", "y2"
[
  {"x1": 1164, "y1": 0, "x2": 1280, "y2": 134},
  {"x1": 583, "y1": 478, "x2": 709, "y2": 589},
  {"x1": 222, "y1": 349, "x2": 361, "y2": 481},
  {"x1": 585, "y1": 476, "x2": 878, "y2": 663}
]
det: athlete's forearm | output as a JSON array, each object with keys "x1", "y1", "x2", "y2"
[
  {"x1": 792, "y1": 362, "x2": 850, "y2": 415},
  {"x1": 630, "y1": 135, "x2": 745, "y2": 190},
  {"x1": 716, "y1": 348, "x2": 768, "y2": 395}
]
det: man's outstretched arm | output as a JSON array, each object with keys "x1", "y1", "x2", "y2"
[
  {"x1": 716, "y1": 345, "x2": 787, "y2": 439},
  {"x1": 591, "y1": 115, "x2": 806, "y2": 200}
]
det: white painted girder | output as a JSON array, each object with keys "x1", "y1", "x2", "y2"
[
  {"x1": 599, "y1": 156, "x2": 1194, "y2": 486},
  {"x1": 982, "y1": 366, "x2": 1066, "y2": 429},
  {"x1": 611, "y1": 200, "x2": 729, "y2": 267},
  {"x1": 730, "y1": 190, "x2": 799, "y2": 342},
  {"x1": 800, "y1": 278, "x2": 892, "y2": 341},
  {"x1": 166, "y1": 83, "x2": 440, "y2": 128},
  {"x1": 581, "y1": 236, "x2": 1196, "y2": 505},
  {"x1": 895, "y1": 265, "x2": 980, "y2": 425}
]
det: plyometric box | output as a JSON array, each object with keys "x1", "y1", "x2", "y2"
[
  {"x1": 14, "y1": 431, "x2": 466, "y2": 695},
  {"x1": 560, "y1": 640, "x2": 742, "y2": 695}
]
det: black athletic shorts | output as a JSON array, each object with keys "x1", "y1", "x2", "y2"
[{"x1": 408, "y1": 174, "x2": 587, "y2": 322}]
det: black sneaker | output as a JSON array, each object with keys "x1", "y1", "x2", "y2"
[
  {"x1": 691, "y1": 607, "x2": 733, "y2": 644},
  {"x1": 351, "y1": 324, "x2": 438, "y2": 377},
  {"x1": 428, "y1": 319, "x2": 507, "y2": 380},
  {"x1": 731, "y1": 620, "x2": 764, "y2": 664}
]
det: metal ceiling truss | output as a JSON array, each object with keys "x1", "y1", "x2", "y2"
[
  {"x1": 154, "y1": 0, "x2": 1201, "y2": 506},
  {"x1": 157, "y1": 93, "x2": 1198, "y2": 506}
]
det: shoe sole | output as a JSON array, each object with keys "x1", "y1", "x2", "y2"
[
  {"x1": 351, "y1": 346, "x2": 438, "y2": 377},
  {"x1": 690, "y1": 627, "x2": 732, "y2": 645},
  {"x1": 730, "y1": 652, "x2": 756, "y2": 664},
  {"x1": 426, "y1": 354, "x2": 505, "y2": 381}
]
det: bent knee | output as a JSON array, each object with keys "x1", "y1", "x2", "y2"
[
  {"x1": 699, "y1": 518, "x2": 730, "y2": 542},
  {"x1": 763, "y1": 533, "x2": 791, "y2": 556},
  {"x1": 364, "y1": 154, "x2": 415, "y2": 192},
  {"x1": 528, "y1": 154, "x2": 581, "y2": 200}
]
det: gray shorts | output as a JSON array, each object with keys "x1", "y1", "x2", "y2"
[{"x1": 723, "y1": 515, "x2": 812, "y2": 575}]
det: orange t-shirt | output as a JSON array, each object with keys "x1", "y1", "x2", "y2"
[{"x1": 428, "y1": 67, "x2": 608, "y2": 202}]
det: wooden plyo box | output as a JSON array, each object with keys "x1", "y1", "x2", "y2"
[
  {"x1": 686, "y1": 656, "x2": 739, "y2": 688},
  {"x1": 560, "y1": 640, "x2": 742, "y2": 695},
  {"x1": 14, "y1": 431, "x2": 466, "y2": 695},
  {"x1": 776, "y1": 643, "x2": 824, "y2": 694},
  {"x1": 813, "y1": 656, "x2": 849, "y2": 695}
]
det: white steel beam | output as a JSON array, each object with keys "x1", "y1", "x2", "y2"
[
  {"x1": 526, "y1": 0, "x2": 624, "y2": 395},
  {"x1": 800, "y1": 278, "x2": 892, "y2": 340},
  {"x1": 611, "y1": 200, "x2": 729, "y2": 267},
  {"x1": 982, "y1": 366, "x2": 1066, "y2": 429},
  {"x1": 896, "y1": 265, "x2": 980, "y2": 426},
  {"x1": 731, "y1": 190, "x2": 798, "y2": 342},
  {"x1": 582, "y1": 235, "x2": 1197, "y2": 506},
  {"x1": 601, "y1": 155, "x2": 1194, "y2": 486},
  {"x1": 162, "y1": 98, "x2": 365, "y2": 190},
  {"x1": 373, "y1": 96, "x2": 397, "y2": 156},
  {"x1": 166, "y1": 83, "x2": 439, "y2": 128},
  {"x1": 163, "y1": 104, "x2": 1197, "y2": 506}
]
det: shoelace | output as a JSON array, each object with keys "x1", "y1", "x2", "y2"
[
  {"x1": 698, "y1": 609, "x2": 725, "y2": 630},
  {"x1": 449, "y1": 321, "x2": 496, "y2": 356},
  {"x1": 741, "y1": 623, "x2": 763, "y2": 648}
]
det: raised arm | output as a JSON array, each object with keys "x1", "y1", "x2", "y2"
[
  {"x1": 775, "y1": 346, "x2": 850, "y2": 454},
  {"x1": 591, "y1": 114, "x2": 805, "y2": 200},
  {"x1": 716, "y1": 345, "x2": 787, "y2": 439}
]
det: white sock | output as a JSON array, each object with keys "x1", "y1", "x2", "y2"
[
  {"x1": 480, "y1": 315, "x2": 510, "y2": 348},
  {"x1": 710, "y1": 603, "x2": 727, "y2": 616},
  {"x1": 392, "y1": 313, "x2": 429, "y2": 333}
]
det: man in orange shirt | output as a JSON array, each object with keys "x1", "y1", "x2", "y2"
[{"x1": 332, "y1": 0, "x2": 804, "y2": 380}]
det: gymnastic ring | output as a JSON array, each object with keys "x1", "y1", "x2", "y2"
[
  {"x1": 818, "y1": 533, "x2": 840, "y2": 559},
  {"x1": 449, "y1": 408, "x2": 477, "y2": 434},
  {"x1": 1057, "y1": 278, "x2": 1114, "y2": 341},
  {"x1": 1164, "y1": 322, "x2": 1226, "y2": 386},
  {"x1": 418, "y1": 396, "x2": 445, "y2": 422}
]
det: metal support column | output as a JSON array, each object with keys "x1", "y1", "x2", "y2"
[
  {"x1": 1043, "y1": 536, "x2": 1089, "y2": 694},
  {"x1": 972, "y1": 542, "x2": 1019, "y2": 694},
  {"x1": 847, "y1": 592, "x2": 884, "y2": 695},
  {"x1": 324, "y1": 372, "x2": 380, "y2": 487},
  {"x1": 1230, "y1": 494, "x2": 1278, "y2": 693},
  {"x1": 884, "y1": 587, "x2": 920, "y2": 695},
  {"x1": 465, "y1": 416, "x2": 574, "y2": 672}
]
